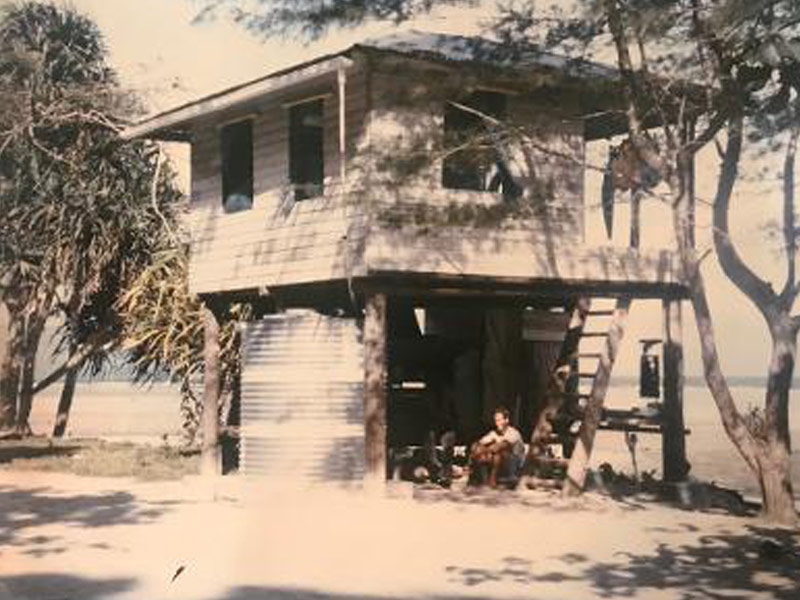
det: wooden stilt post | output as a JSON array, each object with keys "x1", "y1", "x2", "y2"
[
  {"x1": 662, "y1": 298, "x2": 687, "y2": 482},
  {"x1": 201, "y1": 303, "x2": 222, "y2": 477},
  {"x1": 363, "y1": 293, "x2": 388, "y2": 487}
]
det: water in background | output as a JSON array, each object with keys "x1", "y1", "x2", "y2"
[
  {"x1": 595, "y1": 383, "x2": 800, "y2": 500},
  {"x1": 29, "y1": 381, "x2": 184, "y2": 445},
  {"x1": 27, "y1": 380, "x2": 800, "y2": 499}
]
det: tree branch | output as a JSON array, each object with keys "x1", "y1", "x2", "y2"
[
  {"x1": 150, "y1": 146, "x2": 178, "y2": 247},
  {"x1": 603, "y1": 0, "x2": 646, "y2": 141},
  {"x1": 779, "y1": 126, "x2": 800, "y2": 307},
  {"x1": 713, "y1": 114, "x2": 778, "y2": 314},
  {"x1": 684, "y1": 111, "x2": 726, "y2": 157},
  {"x1": 31, "y1": 338, "x2": 117, "y2": 395}
]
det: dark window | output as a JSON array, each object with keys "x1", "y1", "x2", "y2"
[
  {"x1": 289, "y1": 99, "x2": 324, "y2": 201},
  {"x1": 442, "y1": 91, "x2": 518, "y2": 198},
  {"x1": 221, "y1": 119, "x2": 253, "y2": 213}
]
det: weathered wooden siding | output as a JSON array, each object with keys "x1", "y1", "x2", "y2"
[
  {"x1": 359, "y1": 67, "x2": 614, "y2": 284},
  {"x1": 364, "y1": 69, "x2": 585, "y2": 237},
  {"x1": 188, "y1": 67, "x2": 370, "y2": 295},
  {"x1": 365, "y1": 231, "x2": 679, "y2": 287}
]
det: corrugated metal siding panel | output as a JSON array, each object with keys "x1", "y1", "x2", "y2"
[{"x1": 240, "y1": 311, "x2": 365, "y2": 483}]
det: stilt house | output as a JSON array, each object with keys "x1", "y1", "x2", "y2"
[{"x1": 124, "y1": 31, "x2": 692, "y2": 486}]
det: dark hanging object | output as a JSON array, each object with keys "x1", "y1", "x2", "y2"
[
  {"x1": 639, "y1": 353, "x2": 660, "y2": 399},
  {"x1": 601, "y1": 149, "x2": 615, "y2": 239}
]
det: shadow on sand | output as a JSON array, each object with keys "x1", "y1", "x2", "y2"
[
  {"x1": 0, "y1": 484, "x2": 175, "y2": 557},
  {"x1": 411, "y1": 483, "x2": 649, "y2": 513},
  {"x1": 1, "y1": 525, "x2": 798, "y2": 599},
  {"x1": 440, "y1": 524, "x2": 800, "y2": 599},
  {"x1": 201, "y1": 527, "x2": 799, "y2": 600},
  {"x1": 0, "y1": 574, "x2": 136, "y2": 600}
]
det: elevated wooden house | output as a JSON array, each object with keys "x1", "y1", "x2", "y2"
[{"x1": 125, "y1": 32, "x2": 691, "y2": 487}]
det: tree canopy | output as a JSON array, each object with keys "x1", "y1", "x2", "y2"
[{"x1": 0, "y1": 1, "x2": 182, "y2": 435}]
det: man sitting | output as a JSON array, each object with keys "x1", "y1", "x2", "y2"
[{"x1": 468, "y1": 406, "x2": 526, "y2": 488}]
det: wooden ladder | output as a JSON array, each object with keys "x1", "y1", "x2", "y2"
[
  {"x1": 526, "y1": 297, "x2": 632, "y2": 488},
  {"x1": 563, "y1": 297, "x2": 632, "y2": 495}
]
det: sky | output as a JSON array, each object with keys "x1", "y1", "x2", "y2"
[{"x1": 62, "y1": 0, "x2": 796, "y2": 381}]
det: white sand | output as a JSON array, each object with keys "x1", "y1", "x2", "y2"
[{"x1": 1, "y1": 470, "x2": 798, "y2": 600}]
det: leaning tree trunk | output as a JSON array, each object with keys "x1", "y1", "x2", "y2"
[
  {"x1": 757, "y1": 451, "x2": 796, "y2": 524},
  {"x1": 52, "y1": 364, "x2": 80, "y2": 438}
]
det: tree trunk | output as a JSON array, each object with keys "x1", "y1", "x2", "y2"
[
  {"x1": 674, "y1": 143, "x2": 797, "y2": 523},
  {"x1": 32, "y1": 337, "x2": 115, "y2": 396},
  {"x1": 16, "y1": 313, "x2": 46, "y2": 436},
  {"x1": 758, "y1": 447, "x2": 797, "y2": 524},
  {"x1": 757, "y1": 324, "x2": 797, "y2": 522},
  {"x1": 52, "y1": 365, "x2": 79, "y2": 438},
  {"x1": 0, "y1": 307, "x2": 23, "y2": 436},
  {"x1": 201, "y1": 304, "x2": 221, "y2": 477}
]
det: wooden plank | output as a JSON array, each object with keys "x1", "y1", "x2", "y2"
[
  {"x1": 365, "y1": 229, "x2": 677, "y2": 286},
  {"x1": 191, "y1": 213, "x2": 366, "y2": 253},
  {"x1": 190, "y1": 236, "x2": 366, "y2": 275}
]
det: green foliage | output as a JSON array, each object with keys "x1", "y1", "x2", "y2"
[
  {"x1": 116, "y1": 246, "x2": 250, "y2": 441},
  {"x1": 0, "y1": 0, "x2": 111, "y2": 89},
  {"x1": 0, "y1": 1, "x2": 182, "y2": 379},
  {"x1": 194, "y1": 0, "x2": 475, "y2": 39}
]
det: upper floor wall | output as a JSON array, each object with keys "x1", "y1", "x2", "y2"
[
  {"x1": 365, "y1": 57, "x2": 586, "y2": 244},
  {"x1": 187, "y1": 64, "x2": 369, "y2": 295},
  {"x1": 186, "y1": 52, "x2": 604, "y2": 296}
]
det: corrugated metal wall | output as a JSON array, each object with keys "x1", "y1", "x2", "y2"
[{"x1": 240, "y1": 310, "x2": 365, "y2": 483}]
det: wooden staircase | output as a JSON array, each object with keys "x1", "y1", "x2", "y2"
[{"x1": 526, "y1": 297, "x2": 633, "y2": 491}]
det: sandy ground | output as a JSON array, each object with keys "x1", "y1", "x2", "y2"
[{"x1": 1, "y1": 470, "x2": 799, "y2": 600}]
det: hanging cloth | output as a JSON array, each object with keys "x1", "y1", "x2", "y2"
[
  {"x1": 601, "y1": 147, "x2": 616, "y2": 239},
  {"x1": 639, "y1": 353, "x2": 660, "y2": 399}
]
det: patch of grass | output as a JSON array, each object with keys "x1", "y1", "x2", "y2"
[{"x1": 0, "y1": 437, "x2": 200, "y2": 480}]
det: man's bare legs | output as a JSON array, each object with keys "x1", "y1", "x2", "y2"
[{"x1": 469, "y1": 440, "x2": 512, "y2": 488}]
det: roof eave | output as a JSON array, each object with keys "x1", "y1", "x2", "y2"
[{"x1": 122, "y1": 54, "x2": 354, "y2": 141}]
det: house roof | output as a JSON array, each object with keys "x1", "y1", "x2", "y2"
[
  {"x1": 356, "y1": 30, "x2": 618, "y2": 79},
  {"x1": 122, "y1": 30, "x2": 622, "y2": 142}
]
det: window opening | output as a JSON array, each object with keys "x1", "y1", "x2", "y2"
[
  {"x1": 442, "y1": 91, "x2": 520, "y2": 200},
  {"x1": 221, "y1": 119, "x2": 254, "y2": 213},
  {"x1": 289, "y1": 99, "x2": 324, "y2": 201}
]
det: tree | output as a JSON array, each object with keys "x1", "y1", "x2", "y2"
[
  {"x1": 115, "y1": 246, "x2": 250, "y2": 451},
  {"x1": 0, "y1": 1, "x2": 181, "y2": 436},
  {"x1": 200, "y1": 0, "x2": 800, "y2": 522},
  {"x1": 540, "y1": 0, "x2": 800, "y2": 523}
]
